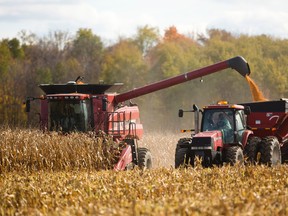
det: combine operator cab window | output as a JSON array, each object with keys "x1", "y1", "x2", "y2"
[
  {"x1": 48, "y1": 99, "x2": 92, "y2": 132},
  {"x1": 202, "y1": 109, "x2": 234, "y2": 144}
]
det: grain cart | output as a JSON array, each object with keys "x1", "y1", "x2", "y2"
[
  {"x1": 25, "y1": 56, "x2": 250, "y2": 170},
  {"x1": 241, "y1": 99, "x2": 288, "y2": 164},
  {"x1": 176, "y1": 99, "x2": 287, "y2": 167}
]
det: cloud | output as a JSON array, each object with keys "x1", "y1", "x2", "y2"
[{"x1": 0, "y1": 0, "x2": 288, "y2": 40}]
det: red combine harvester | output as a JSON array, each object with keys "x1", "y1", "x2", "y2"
[
  {"x1": 176, "y1": 100, "x2": 288, "y2": 167},
  {"x1": 26, "y1": 56, "x2": 250, "y2": 170}
]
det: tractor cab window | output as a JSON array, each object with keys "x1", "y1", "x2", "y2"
[
  {"x1": 235, "y1": 111, "x2": 245, "y2": 130},
  {"x1": 202, "y1": 109, "x2": 234, "y2": 143},
  {"x1": 235, "y1": 110, "x2": 246, "y2": 143},
  {"x1": 48, "y1": 99, "x2": 92, "y2": 132}
]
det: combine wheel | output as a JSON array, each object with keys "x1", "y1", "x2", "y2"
[
  {"x1": 260, "y1": 136, "x2": 281, "y2": 166},
  {"x1": 244, "y1": 136, "x2": 261, "y2": 164},
  {"x1": 175, "y1": 148, "x2": 193, "y2": 168},
  {"x1": 137, "y1": 147, "x2": 152, "y2": 169},
  {"x1": 224, "y1": 146, "x2": 244, "y2": 165}
]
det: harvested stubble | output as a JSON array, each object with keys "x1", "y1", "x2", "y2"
[
  {"x1": 139, "y1": 130, "x2": 186, "y2": 167},
  {"x1": 0, "y1": 128, "x2": 121, "y2": 172},
  {"x1": 1, "y1": 166, "x2": 288, "y2": 215}
]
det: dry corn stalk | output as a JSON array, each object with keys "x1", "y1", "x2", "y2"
[{"x1": 0, "y1": 128, "x2": 124, "y2": 172}]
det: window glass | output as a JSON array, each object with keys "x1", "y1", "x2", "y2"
[
  {"x1": 235, "y1": 111, "x2": 245, "y2": 130},
  {"x1": 48, "y1": 99, "x2": 91, "y2": 132}
]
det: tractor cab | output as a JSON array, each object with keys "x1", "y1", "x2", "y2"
[{"x1": 201, "y1": 103, "x2": 247, "y2": 144}]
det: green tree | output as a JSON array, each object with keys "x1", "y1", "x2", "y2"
[
  {"x1": 134, "y1": 25, "x2": 160, "y2": 56},
  {"x1": 71, "y1": 28, "x2": 103, "y2": 82},
  {"x1": 0, "y1": 39, "x2": 27, "y2": 125},
  {"x1": 101, "y1": 38, "x2": 147, "y2": 91}
]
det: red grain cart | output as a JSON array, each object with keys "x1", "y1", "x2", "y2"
[{"x1": 242, "y1": 99, "x2": 288, "y2": 164}]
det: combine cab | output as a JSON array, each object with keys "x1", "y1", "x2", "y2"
[{"x1": 26, "y1": 56, "x2": 251, "y2": 170}]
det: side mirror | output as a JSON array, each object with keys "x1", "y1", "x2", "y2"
[
  {"x1": 244, "y1": 106, "x2": 251, "y2": 115},
  {"x1": 193, "y1": 104, "x2": 199, "y2": 112},
  {"x1": 25, "y1": 99, "x2": 30, "y2": 112},
  {"x1": 178, "y1": 109, "x2": 183, "y2": 117},
  {"x1": 102, "y1": 97, "x2": 108, "y2": 111}
]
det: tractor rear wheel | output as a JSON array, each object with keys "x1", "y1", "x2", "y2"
[
  {"x1": 260, "y1": 136, "x2": 281, "y2": 166},
  {"x1": 224, "y1": 146, "x2": 244, "y2": 165},
  {"x1": 244, "y1": 136, "x2": 261, "y2": 164},
  {"x1": 175, "y1": 148, "x2": 193, "y2": 168},
  {"x1": 138, "y1": 147, "x2": 152, "y2": 169}
]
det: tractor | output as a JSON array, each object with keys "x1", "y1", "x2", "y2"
[{"x1": 176, "y1": 99, "x2": 287, "y2": 167}]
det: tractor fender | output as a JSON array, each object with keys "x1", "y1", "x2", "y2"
[
  {"x1": 241, "y1": 130, "x2": 254, "y2": 148},
  {"x1": 114, "y1": 145, "x2": 133, "y2": 171}
]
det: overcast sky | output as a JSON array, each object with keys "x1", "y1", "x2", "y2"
[{"x1": 1, "y1": 0, "x2": 288, "y2": 41}]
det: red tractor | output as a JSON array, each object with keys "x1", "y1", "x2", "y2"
[
  {"x1": 176, "y1": 99, "x2": 288, "y2": 167},
  {"x1": 26, "y1": 56, "x2": 250, "y2": 170}
]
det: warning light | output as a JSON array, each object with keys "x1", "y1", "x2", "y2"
[{"x1": 217, "y1": 100, "x2": 228, "y2": 105}]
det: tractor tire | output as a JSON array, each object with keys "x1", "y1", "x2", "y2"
[
  {"x1": 260, "y1": 136, "x2": 281, "y2": 166},
  {"x1": 138, "y1": 147, "x2": 152, "y2": 170},
  {"x1": 224, "y1": 146, "x2": 244, "y2": 165},
  {"x1": 244, "y1": 136, "x2": 261, "y2": 164},
  {"x1": 175, "y1": 148, "x2": 193, "y2": 168},
  {"x1": 280, "y1": 142, "x2": 288, "y2": 163}
]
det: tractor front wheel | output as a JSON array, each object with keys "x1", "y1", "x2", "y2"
[
  {"x1": 260, "y1": 136, "x2": 281, "y2": 166},
  {"x1": 175, "y1": 148, "x2": 193, "y2": 168},
  {"x1": 224, "y1": 146, "x2": 244, "y2": 165},
  {"x1": 138, "y1": 147, "x2": 152, "y2": 169}
]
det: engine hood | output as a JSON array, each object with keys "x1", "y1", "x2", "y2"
[{"x1": 192, "y1": 130, "x2": 223, "y2": 151}]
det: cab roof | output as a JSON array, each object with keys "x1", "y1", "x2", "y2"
[
  {"x1": 39, "y1": 83, "x2": 123, "y2": 95},
  {"x1": 203, "y1": 104, "x2": 245, "y2": 110}
]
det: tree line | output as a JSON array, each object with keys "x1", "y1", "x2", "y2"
[{"x1": 0, "y1": 26, "x2": 287, "y2": 129}]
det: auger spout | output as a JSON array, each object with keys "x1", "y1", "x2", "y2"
[{"x1": 114, "y1": 56, "x2": 250, "y2": 104}]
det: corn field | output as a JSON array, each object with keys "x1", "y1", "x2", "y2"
[
  {"x1": 0, "y1": 128, "x2": 122, "y2": 172},
  {"x1": 0, "y1": 128, "x2": 288, "y2": 215}
]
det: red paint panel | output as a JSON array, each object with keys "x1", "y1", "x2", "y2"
[{"x1": 194, "y1": 130, "x2": 223, "y2": 150}]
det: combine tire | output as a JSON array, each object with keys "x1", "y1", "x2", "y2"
[
  {"x1": 175, "y1": 148, "x2": 192, "y2": 168},
  {"x1": 260, "y1": 136, "x2": 281, "y2": 166},
  {"x1": 224, "y1": 146, "x2": 244, "y2": 165},
  {"x1": 244, "y1": 136, "x2": 261, "y2": 164},
  {"x1": 138, "y1": 147, "x2": 152, "y2": 169}
]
